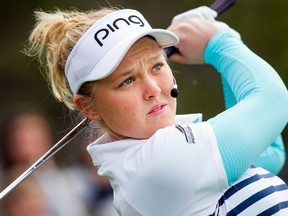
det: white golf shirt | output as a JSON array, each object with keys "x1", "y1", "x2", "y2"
[{"x1": 87, "y1": 114, "x2": 228, "y2": 216}]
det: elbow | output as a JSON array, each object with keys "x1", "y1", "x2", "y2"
[
  {"x1": 270, "y1": 86, "x2": 288, "y2": 125},
  {"x1": 278, "y1": 87, "x2": 288, "y2": 115}
]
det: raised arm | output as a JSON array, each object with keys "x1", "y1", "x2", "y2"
[
  {"x1": 221, "y1": 74, "x2": 286, "y2": 175},
  {"x1": 204, "y1": 31, "x2": 288, "y2": 184},
  {"x1": 168, "y1": 17, "x2": 288, "y2": 184}
]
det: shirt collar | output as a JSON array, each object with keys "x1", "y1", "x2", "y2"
[{"x1": 87, "y1": 113, "x2": 202, "y2": 166}]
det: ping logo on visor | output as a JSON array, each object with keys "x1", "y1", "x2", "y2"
[
  {"x1": 94, "y1": 15, "x2": 145, "y2": 47},
  {"x1": 65, "y1": 9, "x2": 179, "y2": 95}
]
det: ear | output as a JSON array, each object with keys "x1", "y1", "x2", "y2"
[{"x1": 73, "y1": 94, "x2": 102, "y2": 121}]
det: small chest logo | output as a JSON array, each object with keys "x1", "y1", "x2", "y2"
[{"x1": 175, "y1": 124, "x2": 195, "y2": 144}]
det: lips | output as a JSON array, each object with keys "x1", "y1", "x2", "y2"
[{"x1": 148, "y1": 104, "x2": 166, "y2": 115}]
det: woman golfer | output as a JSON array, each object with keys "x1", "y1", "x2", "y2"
[{"x1": 26, "y1": 6, "x2": 288, "y2": 216}]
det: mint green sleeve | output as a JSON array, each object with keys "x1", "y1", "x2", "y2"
[
  {"x1": 221, "y1": 77, "x2": 286, "y2": 175},
  {"x1": 204, "y1": 31, "x2": 288, "y2": 185},
  {"x1": 254, "y1": 135, "x2": 286, "y2": 174}
]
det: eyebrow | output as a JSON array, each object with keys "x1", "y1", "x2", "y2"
[
  {"x1": 111, "y1": 52, "x2": 164, "y2": 82},
  {"x1": 110, "y1": 69, "x2": 133, "y2": 85}
]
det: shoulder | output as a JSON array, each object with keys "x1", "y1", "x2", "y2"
[{"x1": 96, "y1": 122, "x2": 228, "y2": 215}]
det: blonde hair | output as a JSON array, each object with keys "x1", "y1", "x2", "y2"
[{"x1": 24, "y1": 7, "x2": 119, "y2": 110}]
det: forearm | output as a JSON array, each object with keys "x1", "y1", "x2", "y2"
[
  {"x1": 221, "y1": 73, "x2": 286, "y2": 175},
  {"x1": 205, "y1": 31, "x2": 288, "y2": 184}
]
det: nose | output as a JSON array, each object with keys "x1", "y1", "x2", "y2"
[{"x1": 143, "y1": 76, "x2": 161, "y2": 100}]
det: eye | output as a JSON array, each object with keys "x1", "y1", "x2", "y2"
[
  {"x1": 120, "y1": 77, "x2": 134, "y2": 87},
  {"x1": 152, "y1": 63, "x2": 163, "y2": 72}
]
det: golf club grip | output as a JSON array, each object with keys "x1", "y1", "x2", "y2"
[
  {"x1": 211, "y1": 0, "x2": 235, "y2": 16},
  {"x1": 165, "y1": 0, "x2": 236, "y2": 58}
]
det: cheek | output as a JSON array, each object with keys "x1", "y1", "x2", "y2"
[
  {"x1": 160, "y1": 76, "x2": 175, "y2": 100},
  {"x1": 96, "y1": 92, "x2": 138, "y2": 123},
  {"x1": 99, "y1": 99, "x2": 140, "y2": 137}
]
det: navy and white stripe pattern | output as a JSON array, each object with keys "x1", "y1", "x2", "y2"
[{"x1": 211, "y1": 166, "x2": 288, "y2": 216}]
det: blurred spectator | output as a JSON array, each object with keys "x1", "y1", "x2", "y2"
[
  {"x1": 1, "y1": 165, "x2": 51, "y2": 216},
  {"x1": 1, "y1": 106, "x2": 114, "y2": 216}
]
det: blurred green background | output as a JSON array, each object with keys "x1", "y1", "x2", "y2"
[{"x1": 0, "y1": 0, "x2": 287, "y2": 179}]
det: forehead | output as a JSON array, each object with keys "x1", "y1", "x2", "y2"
[{"x1": 123, "y1": 36, "x2": 162, "y2": 61}]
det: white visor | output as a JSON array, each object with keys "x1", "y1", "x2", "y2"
[{"x1": 65, "y1": 9, "x2": 179, "y2": 94}]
